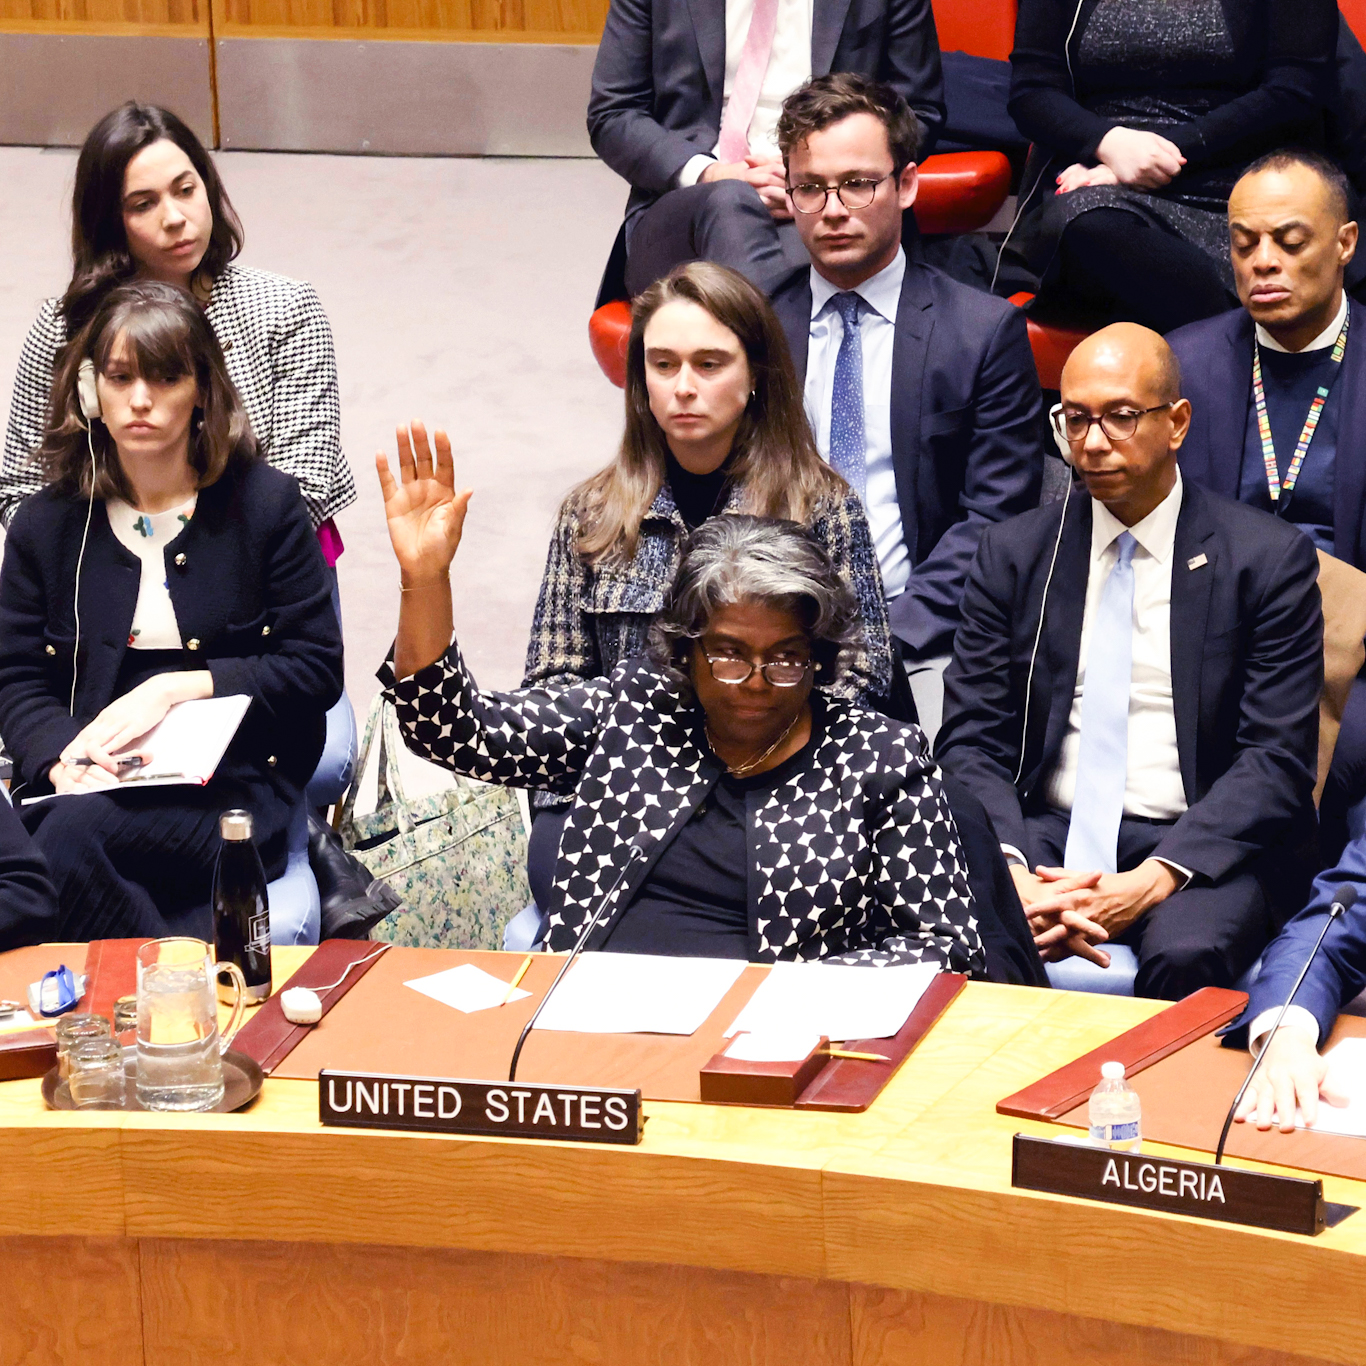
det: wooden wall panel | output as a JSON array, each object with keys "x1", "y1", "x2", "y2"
[
  {"x1": 849, "y1": 1286, "x2": 1346, "y2": 1366},
  {"x1": 0, "y1": 0, "x2": 206, "y2": 28},
  {"x1": 138, "y1": 1240, "x2": 854, "y2": 1366},
  {"x1": 214, "y1": 0, "x2": 608, "y2": 42},
  {"x1": 0, "y1": 1237, "x2": 144, "y2": 1366}
]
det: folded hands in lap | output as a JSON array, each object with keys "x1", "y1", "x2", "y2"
[{"x1": 1012, "y1": 858, "x2": 1179, "y2": 965}]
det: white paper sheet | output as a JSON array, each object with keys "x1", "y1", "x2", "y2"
[
  {"x1": 532, "y1": 952, "x2": 747, "y2": 1035},
  {"x1": 724, "y1": 1029, "x2": 825, "y2": 1062},
  {"x1": 404, "y1": 963, "x2": 531, "y2": 1014},
  {"x1": 1289, "y1": 1036, "x2": 1366, "y2": 1137},
  {"x1": 723, "y1": 961, "x2": 940, "y2": 1044}
]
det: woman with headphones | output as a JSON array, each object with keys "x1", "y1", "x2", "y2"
[
  {"x1": 0, "y1": 281, "x2": 343, "y2": 944},
  {"x1": 0, "y1": 101, "x2": 356, "y2": 555}
]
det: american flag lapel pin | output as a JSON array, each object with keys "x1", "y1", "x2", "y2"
[{"x1": 1187, "y1": 553, "x2": 1208, "y2": 571}]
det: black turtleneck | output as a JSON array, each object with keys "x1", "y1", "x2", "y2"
[{"x1": 667, "y1": 452, "x2": 731, "y2": 530}]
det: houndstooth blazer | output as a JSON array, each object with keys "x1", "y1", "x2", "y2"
[
  {"x1": 382, "y1": 647, "x2": 984, "y2": 971},
  {"x1": 1, "y1": 265, "x2": 357, "y2": 530}
]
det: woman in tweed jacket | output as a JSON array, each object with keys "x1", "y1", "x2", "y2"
[
  {"x1": 0, "y1": 103, "x2": 355, "y2": 547},
  {"x1": 378, "y1": 425, "x2": 981, "y2": 969},
  {"x1": 523, "y1": 262, "x2": 892, "y2": 707}
]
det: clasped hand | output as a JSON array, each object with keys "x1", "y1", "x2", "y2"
[
  {"x1": 1012, "y1": 858, "x2": 1179, "y2": 966},
  {"x1": 701, "y1": 156, "x2": 792, "y2": 221}
]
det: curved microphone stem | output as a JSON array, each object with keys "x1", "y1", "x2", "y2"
[
  {"x1": 508, "y1": 845, "x2": 646, "y2": 1083},
  {"x1": 1213, "y1": 901, "x2": 1346, "y2": 1165}
]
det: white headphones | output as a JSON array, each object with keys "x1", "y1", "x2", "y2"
[
  {"x1": 68, "y1": 358, "x2": 100, "y2": 718},
  {"x1": 76, "y1": 358, "x2": 101, "y2": 424}
]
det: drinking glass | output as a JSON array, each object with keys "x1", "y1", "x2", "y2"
[
  {"x1": 68, "y1": 1036, "x2": 127, "y2": 1109},
  {"x1": 55, "y1": 1013, "x2": 111, "y2": 1081},
  {"x1": 135, "y1": 937, "x2": 246, "y2": 1112}
]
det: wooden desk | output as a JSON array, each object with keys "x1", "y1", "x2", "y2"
[{"x1": 4, "y1": 955, "x2": 1365, "y2": 1366}]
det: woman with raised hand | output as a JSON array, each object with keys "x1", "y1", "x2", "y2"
[
  {"x1": 378, "y1": 423, "x2": 981, "y2": 969},
  {"x1": 0, "y1": 280, "x2": 343, "y2": 943},
  {"x1": 521, "y1": 261, "x2": 893, "y2": 902},
  {"x1": 1, "y1": 101, "x2": 356, "y2": 559}
]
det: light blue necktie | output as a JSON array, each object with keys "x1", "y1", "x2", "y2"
[
  {"x1": 829, "y1": 292, "x2": 867, "y2": 501},
  {"x1": 1063, "y1": 531, "x2": 1138, "y2": 874}
]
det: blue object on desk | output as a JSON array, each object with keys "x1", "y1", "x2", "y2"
[{"x1": 33, "y1": 964, "x2": 79, "y2": 1017}]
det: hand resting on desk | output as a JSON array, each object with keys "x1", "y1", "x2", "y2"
[{"x1": 1234, "y1": 1026, "x2": 1350, "y2": 1133}]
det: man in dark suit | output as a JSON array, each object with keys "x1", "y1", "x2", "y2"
[
  {"x1": 588, "y1": 0, "x2": 945, "y2": 297},
  {"x1": 769, "y1": 74, "x2": 1042, "y2": 736},
  {"x1": 937, "y1": 324, "x2": 1323, "y2": 999},
  {"x1": 1230, "y1": 852, "x2": 1366, "y2": 1132},
  {"x1": 1171, "y1": 149, "x2": 1366, "y2": 848}
]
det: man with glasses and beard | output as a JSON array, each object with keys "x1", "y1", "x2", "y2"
[{"x1": 937, "y1": 324, "x2": 1323, "y2": 998}]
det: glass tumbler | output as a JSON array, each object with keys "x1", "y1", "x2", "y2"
[
  {"x1": 68, "y1": 1037, "x2": 127, "y2": 1109},
  {"x1": 55, "y1": 1013, "x2": 111, "y2": 1081}
]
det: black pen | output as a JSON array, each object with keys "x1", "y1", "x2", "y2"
[{"x1": 68, "y1": 756, "x2": 146, "y2": 772}]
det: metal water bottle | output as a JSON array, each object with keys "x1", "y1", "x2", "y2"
[{"x1": 212, "y1": 809, "x2": 272, "y2": 1003}]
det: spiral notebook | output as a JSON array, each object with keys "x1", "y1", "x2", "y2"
[{"x1": 22, "y1": 694, "x2": 252, "y2": 802}]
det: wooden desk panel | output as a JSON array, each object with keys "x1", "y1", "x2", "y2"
[{"x1": 4, "y1": 968, "x2": 1366, "y2": 1364}]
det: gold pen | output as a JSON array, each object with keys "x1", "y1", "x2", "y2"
[
  {"x1": 820, "y1": 1048, "x2": 891, "y2": 1063},
  {"x1": 501, "y1": 954, "x2": 533, "y2": 1005}
]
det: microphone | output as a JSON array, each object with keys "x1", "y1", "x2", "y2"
[
  {"x1": 1214, "y1": 884, "x2": 1359, "y2": 1164},
  {"x1": 508, "y1": 834, "x2": 651, "y2": 1083}
]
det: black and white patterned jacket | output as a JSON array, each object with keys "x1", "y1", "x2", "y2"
[
  {"x1": 383, "y1": 648, "x2": 984, "y2": 972},
  {"x1": 1, "y1": 265, "x2": 357, "y2": 530}
]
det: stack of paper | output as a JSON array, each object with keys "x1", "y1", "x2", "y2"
[{"x1": 724, "y1": 961, "x2": 939, "y2": 1045}]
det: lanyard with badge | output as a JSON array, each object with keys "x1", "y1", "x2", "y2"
[{"x1": 1252, "y1": 308, "x2": 1350, "y2": 507}]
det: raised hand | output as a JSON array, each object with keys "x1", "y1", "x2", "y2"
[{"x1": 376, "y1": 422, "x2": 472, "y2": 586}]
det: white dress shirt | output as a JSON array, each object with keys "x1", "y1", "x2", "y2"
[
  {"x1": 804, "y1": 249, "x2": 911, "y2": 597},
  {"x1": 1045, "y1": 471, "x2": 1188, "y2": 822},
  {"x1": 677, "y1": 0, "x2": 814, "y2": 186},
  {"x1": 1255, "y1": 290, "x2": 1348, "y2": 354}
]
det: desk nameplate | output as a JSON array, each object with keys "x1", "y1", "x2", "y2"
[
  {"x1": 1012, "y1": 1133, "x2": 1330, "y2": 1235},
  {"x1": 319, "y1": 1068, "x2": 644, "y2": 1145}
]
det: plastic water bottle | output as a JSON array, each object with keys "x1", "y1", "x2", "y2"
[{"x1": 1088, "y1": 1061, "x2": 1141, "y2": 1151}]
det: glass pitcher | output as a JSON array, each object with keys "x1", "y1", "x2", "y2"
[{"x1": 135, "y1": 937, "x2": 246, "y2": 1112}]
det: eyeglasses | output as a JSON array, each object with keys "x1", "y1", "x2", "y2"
[
  {"x1": 704, "y1": 654, "x2": 814, "y2": 687},
  {"x1": 787, "y1": 174, "x2": 894, "y2": 215},
  {"x1": 1050, "y1": 402, "x2": 1176, "y2": 444}
]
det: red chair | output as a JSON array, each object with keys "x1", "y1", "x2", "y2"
[
  {"x1": 1008, "y1": 291, "x2": 1094, "y2": 390},
  {"x1": 588, "y1": 151, "x2": 1013, "y2": 388}
]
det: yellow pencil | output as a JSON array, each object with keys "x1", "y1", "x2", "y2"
[
  {"x1": 501, "y1": 954, "x2": 533, "y2": 1005},
  {"x1": 821, "y1": 1048, "x2": 891, "y2": 1062}
]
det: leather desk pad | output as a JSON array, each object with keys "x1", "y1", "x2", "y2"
[
  {"x1": 1055, "y1": 1015, "x2": 1366, "y2": 1183},
  {"x1": 273, "y1": 947, "x2": 773, "y2": 1103}
]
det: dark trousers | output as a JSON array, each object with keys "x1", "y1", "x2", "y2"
[
  {"x1": 20, "y1": 780, "x2": 286, "y2": 943},
  {"x1": 1023, "y1": 809, "x2": 1276, "y2": 1000},
  {"x1": 624, "y1": 180, "x2": 809, "y2": 297}
]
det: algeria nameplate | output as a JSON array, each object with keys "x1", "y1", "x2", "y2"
[
  {"x1": 1012, "y1": 1133, "x2": 1329, "y2": 1236},
  {"x1": 319, "y1": 1069, "x2": 644, "y2": 1145}
]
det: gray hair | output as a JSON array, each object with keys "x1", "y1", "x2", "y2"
[{"x1": 648, "y1": 515, "x2": 861, "y2": 689}]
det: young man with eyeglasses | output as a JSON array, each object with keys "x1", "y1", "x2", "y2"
[
  {"x1": 589, "y1": 0, "x2": 945, "y2": 299},
  {"x1": 937, "y1": 323, "x2": 1323, "y2": 998},
  {"x1": 768, "y1": 73, "x2": 1043, "y2": 739}
]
